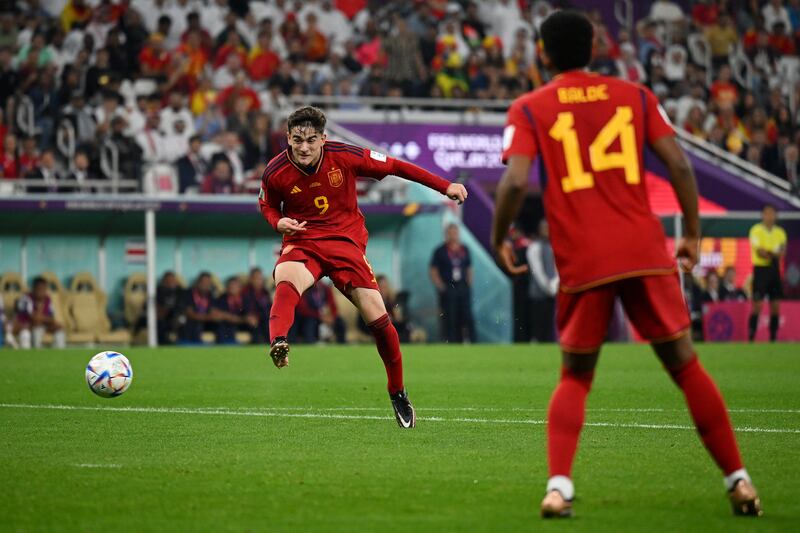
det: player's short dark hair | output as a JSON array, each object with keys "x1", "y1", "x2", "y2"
[
  {"x1": 540, "y1": 10, "x2": 594, "y2": 72},
  {"x1": 763, "y1": 203, "x2": 776, "y2": 212},
  {"x1": 287, "y1": 106, "x2": 326, "y2": 134},
  {"x1": 32, "y1": 276, "x2": 46, "y2": 288}
]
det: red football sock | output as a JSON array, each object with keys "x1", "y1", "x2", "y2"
[
  {"x1": 547, "y1": 367, "x2": 594, "y2": 478},
  {"x1": 668, "y1": 355, "x2": 744, "y2": 475},
  {"x1": 368, "y1": 314, "x2": 404, "y2": 394},
  {"x1": 269, "y1": 281, "x2": 301, "y2": 343}
]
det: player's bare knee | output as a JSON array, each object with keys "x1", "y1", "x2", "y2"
[
  {"x1": 274, "y1": 262, "x2": 314, "y2": 294},
  {"x1": 352, "y1": 288, "x2": 386, "y2": 324}
]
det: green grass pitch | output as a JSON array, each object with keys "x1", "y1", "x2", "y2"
[{"x1": 1, "y1": 343, "x2": 799, "y2": 532}]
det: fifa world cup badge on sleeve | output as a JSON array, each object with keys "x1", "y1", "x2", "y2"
[{"x1": 258, "y1": 187, "x2": 265, "y2": 200}]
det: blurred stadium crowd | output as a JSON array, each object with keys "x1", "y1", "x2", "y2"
[
  {"x1": 0, "y1": 0, "x2": 798, "y2": 195},
  {"x1": 0, "y1": 267, "x2": 422, "y2": 347}
]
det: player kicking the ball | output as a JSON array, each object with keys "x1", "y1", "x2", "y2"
[
  {"x1": 493, "y1": 11, "x2": 761, "y2": 518},
  {"x1": 259, "y1": 106, "x2": 467, "y2": 428}
]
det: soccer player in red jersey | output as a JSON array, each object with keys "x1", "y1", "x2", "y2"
[
  {"x1": 259, "y1": 106, "x2": 467, "y2": 428},
  {"x1": 492, "y1": 11, "x2": 761, "y2": 518}
]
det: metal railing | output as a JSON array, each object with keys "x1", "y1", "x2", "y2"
[
  {"x1": 56, "y1": 119, "x2": 77, "y2": 166},
  {"x1": 675, "y1": 128, "x2": 800, "y2": 208},
  {"x1": 285, "y1": 94, "x2": 512, "y2": 112},
  {"x1": 15, "y1": 95, "x2": 36, "y2": 137},
  {"x1": 0, "y1": 178, "x2": 140, "y2": 195}
]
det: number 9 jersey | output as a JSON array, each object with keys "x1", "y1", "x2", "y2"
[
  {"x1": 259, "y1": 141, "x2": 398, "y2": 249},
  {"x1": 502, "y1": 70, "x2": 677, "y2": 293}
]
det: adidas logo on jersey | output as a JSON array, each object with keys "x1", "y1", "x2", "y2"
[{"x1": 290, "y1": 186, "x2": 302, "y2": 194}]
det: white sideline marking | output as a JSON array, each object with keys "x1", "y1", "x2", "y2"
[
  {"x1": 76, "y1": 464, "x2": 122, "y2": 468},
  {"x1": 208, "y1": 406, "x2": 800, "y2": 415},
  {"x1": 1, "y1": 403, "x2": 799, "y2": 434}
]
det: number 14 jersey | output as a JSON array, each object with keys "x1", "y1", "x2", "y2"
[{"x1": 502, "y1": 70, "x2": 677, "y2": 293}]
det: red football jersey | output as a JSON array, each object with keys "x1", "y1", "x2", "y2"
[
  {"x1": 259, "y1": 141, "x2": 398, "y2": 248},
  {"x1": 502, "y1": 70, "x2": 677, "y2": 292}
]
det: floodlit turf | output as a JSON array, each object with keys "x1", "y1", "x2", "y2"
[{"x1": 1, "y1": 343, "x2": 799, "y2": 532}]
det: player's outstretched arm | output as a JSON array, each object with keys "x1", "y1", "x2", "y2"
[
  {"x1": 492, "y1": 155, "x2": 531, "y2": 272},
  {"x1": 389, "y1": 158, "x2": 468, "y2": 204},
  {"x1": 651, "y1": 136, "x2": 700, "y2": 272}
]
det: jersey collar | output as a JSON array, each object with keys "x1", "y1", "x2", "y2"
[
  {"x1": 552, "y1": 68, "x2": 596, "y2": 81},
  {"x1": 287, "y1": 146, "x2": 325, "y2": 176}
]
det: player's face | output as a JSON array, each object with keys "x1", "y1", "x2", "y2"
[
  {"x1": 762, "y1": 207, "x2": 776, "y2": 227},
  {"x1": 288, "y1": 126, "x2": 326, "y2": 167},
  {"x1": 33, "y1": 282, "x2": 47, "y2": 299}
]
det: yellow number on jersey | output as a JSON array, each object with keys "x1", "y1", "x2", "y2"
[
  {"x1": 548, "y1": 106, "x2": 640, "y2": 193},
  {"x1": 314, "y1": 195, "x2": 329, "y2": 215}
]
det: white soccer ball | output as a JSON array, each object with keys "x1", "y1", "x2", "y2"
[{"x1": 85, "y1": 351, "x2": 133, "y2": 398}]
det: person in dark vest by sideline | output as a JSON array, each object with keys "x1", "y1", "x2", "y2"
[{"x1": 429, "y1": 223, "x2": 476, "y2": 343}]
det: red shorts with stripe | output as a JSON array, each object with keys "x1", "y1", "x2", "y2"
[
  {"x1": 275, "y1": 238, "x2": 378, "y2": 293},
  {"x1": 557, "y1": 273, "x2": 690, "y2": 353}
]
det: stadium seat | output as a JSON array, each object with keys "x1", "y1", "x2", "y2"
[
  {"x1": 0, "y1": 272, "x2": 27, "y2": 323},
  {"x1": 332, "y1": 290, "x2": 372, "y2": 343},
  {"x1": 65, "y1": 272, "x2": 131, "y2": 346},
  {"x1": 124, "y1": 272, "x2": 148, "y2": 344}
]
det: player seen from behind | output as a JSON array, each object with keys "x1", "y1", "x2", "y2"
[
  {"x1": 259, "y1": 106, "x2": 468, "y2": 428},
  {"x1": 492, "y1": 10, "x2": 761, "y2": 519}
]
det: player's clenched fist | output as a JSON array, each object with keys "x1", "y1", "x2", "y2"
[
  {"x1": 446, "y1": 183, "x2": 468, "y2": 204},
  {"x1": 277, "y1": 218, "x2": 307, "y2": 235}
]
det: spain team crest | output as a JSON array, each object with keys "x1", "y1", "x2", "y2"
[{"x1": 328, "y1": 168, "x2": 343, "y2": 187}]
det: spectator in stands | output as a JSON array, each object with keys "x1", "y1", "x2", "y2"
[
  {"x1": 295, "y1": 280, "x2": 346, "y2": 344},
  {"x1": 212, "y1": 130, "x2": 246, "y2": 184},
  {"x1": 430, "y1": 223, "x2": 475, "y2": 343},
  {"x1": 139, "y1": 32, "x2": 171, "y2": 79},
  {"x1": 590, "y1": 36, "x2": 619, "y2": 77},
  {"x1": 710, "y1": 64, "x2": 739, "y2": 109},
  {"x1": 160, "y1": 92, "x2": 195, "y2": 138},
  {"x1": 9, "y1": 276, "x2": 66, "y2": 349},
  {"x1": 720, "y1": 266, "x2": 747, "y2": 301},
  {"x1": 705, "y1": 13, "x2": 739, "y2": 67},
  {"x1": 692, "y1": 0, "x2": 719, "y2": 27},
  {"x1": 162, "y1": 118, "x2": 191, "y2": 162},
  {"x1": 702, "y1": 270, "x2": 723, "y2": 303},
  {"x1": 135, "y1": 112, "x2": 168, "y2": 165},
  {"x1": 384, "y1": 17, "x2": 426, "y2": 96},
  {"x1": 108, "y1": 116, "x2": 144, "y2": 182},
  {"x1": 650, "y1": 0, "x2": 684, "y2": 24},
  {"x1": 156, "y1": 271, "x2": 183, "y2": 344},
  {"x1": 176, "y1": 134, "x2": 207, "y2": 193},
  {"x1": 777, "y1": 143, "x2": 800, "y2": 191},
  {"x1": 616, "y1": 43, "x2": 646, "y2": 83},
  {"x1": 64, "y1": 150, "x2": 100, "y2": 193},
  {"x1": 26, "y1": 148, "x2": 62, "y2": 193},
  {"x1": 243, "y1": 267, "x2": 271, "y2": 344},
  {"x1": 201, "y1": 157, "x2": 237, "y2": 194},
  {"x1": 212, "y1": 276, "x2": 255, "y2": 344},
  {"x1": 17, "y1": 136, "x2": 39, "y2": 176},
  {"x1": 248, "y1": 29, "x2": 281, "y2": 83},
  {"x1": 527, "y1": 219, "x2": 558, "y2": 343},
  {"x1": 193, "y1": 96, "x2": 227, "y2": 142},
  {"x1": 242, "y1": 111, "x2": 272, "y2": 170},
  {"x1": 0, "y1": 133, "x2": 19, "y2": 179},
  {"x1": 763, "y1": 0, "x2": 793, "y2": 32},
  {"x1": 180, "y1": 271, "x2": 216, "y2": 343}
]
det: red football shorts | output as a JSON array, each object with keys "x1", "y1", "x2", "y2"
[
  {"x1": 557, "y1": 273, "x2": 690, "y2": 353},
  {"x1": 275, "y1": 238, "x2": 379, "y2": 293}
]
